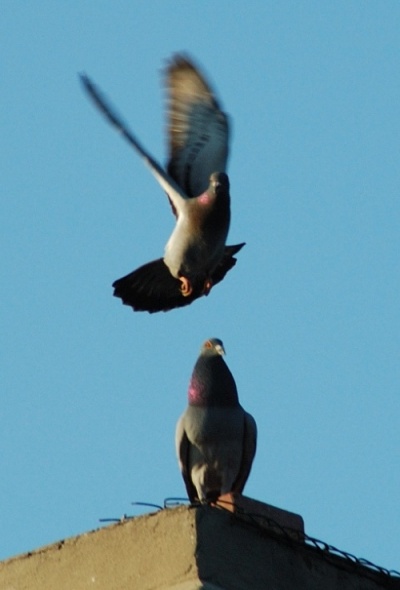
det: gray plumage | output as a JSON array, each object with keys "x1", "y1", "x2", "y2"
[
  {"x1": 80, "y1": 55, "x2": 244, "y2": 313},
  {"x1": 176, "y1": 338, "x2": 257, "y2": 502}
]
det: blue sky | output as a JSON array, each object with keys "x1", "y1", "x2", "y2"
[{"x1": 1, "y1": 1, "x2": 399, "y2": 572}]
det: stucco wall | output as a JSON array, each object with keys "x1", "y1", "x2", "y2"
[{"x1": 0, "y1": 502, "x2": 398, "y2": 590}]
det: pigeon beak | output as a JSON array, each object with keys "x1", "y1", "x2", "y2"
[{"x1": 215, "y1": 344, "x2": 225, "y2": 356}]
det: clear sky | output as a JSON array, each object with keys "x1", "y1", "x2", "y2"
[{"x1": 2, "y1": 1, "x2": 399, "y2": 572}]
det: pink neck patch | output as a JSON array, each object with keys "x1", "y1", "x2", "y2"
[
  {"x1": 197, "y1": 192, "x2": 211, "y2": 205},
  {"x1": 188, "y1": 376, "x2": 204, "y2": 405}
]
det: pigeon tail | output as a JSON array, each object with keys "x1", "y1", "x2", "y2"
[{"x1": 112, "y1": 243, "x2": 245, "y2": 313}]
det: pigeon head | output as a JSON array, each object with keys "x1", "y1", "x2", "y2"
[
  {"x1": 206, "y1": 172, "x2": 230, "y2": 214},
  {"x1": 209, "y1": 172, "x2": 229, "y2": 195},
  {"x1": 188, "y1": 338, "x2": 239, "y2": 407},
  {"x1": 200, "y1": 337, "x2": 225, "y2": 357},
  {"x1": 193, "y1": 172, "x2": 230, "y2": 216}
]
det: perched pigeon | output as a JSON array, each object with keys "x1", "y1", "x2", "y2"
[
  {"x1": 80, "y1": 55, "x2": 245, "y2": 313},
  {"x1": 176, "y1": 338, "x2": 257, "y2": 502}
]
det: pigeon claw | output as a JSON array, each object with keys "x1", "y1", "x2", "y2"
[
  {"x1": 202, "y1": 278, "x2": 213, "y2": 296},
  {"x1": 179, "y1": 276, "x2": 193, "y2": 297},
  {"x1": 179, "y1": 277, "x2": 213, "y2": 297}
]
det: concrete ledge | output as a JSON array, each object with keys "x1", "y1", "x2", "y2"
[
  {"x1": 0, "y1": 508, "x2": 198, "y2": 590},
  {"x1": 214, "y1": 493, "x2": 304, "y2": 540},
  {"x1": 0, "y1": 500, "x2": 398, "y2": 590}
]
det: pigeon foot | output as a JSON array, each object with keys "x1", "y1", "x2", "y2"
[
  {"x1": 179, "y1": 277, "x2": 193, "y2": 297},
  {"x1": 202, "y1": 278, "x2": 213, "y2": 296}
]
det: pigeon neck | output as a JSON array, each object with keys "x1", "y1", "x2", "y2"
[{"x1": 187, "y1": 356, "x2": 239, "y2": 408}]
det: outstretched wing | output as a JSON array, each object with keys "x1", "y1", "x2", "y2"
[
  {"x1": 80, "y1": 73, "x2": 188, "y2": 215},
  {"x1": 112, "y1": 243, "x2": 245, "y2": 313},
  {"x1": 166, "y1": 55, "x2": 230, "y2": 198}
]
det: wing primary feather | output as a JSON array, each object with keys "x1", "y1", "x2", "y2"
[
  {"x1": 79, "y1": 73, "x2": 187, "y2": 210},
  {"x1": 232, "y1": 412, "x2": 257, "y2": 493},
  {"x1": 176, "y1": 421, "x2": 197, "y2": 502}
]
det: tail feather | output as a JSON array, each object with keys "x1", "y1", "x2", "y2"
[
  {"x1": 112, "y1": 243, "x2": 245, "y2": 313},
  {"x1": 112, "y1": 258, "x2": 186, "y2": 313}
]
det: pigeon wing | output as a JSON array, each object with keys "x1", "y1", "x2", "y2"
[
  {"x1": 166, "y1": 55, "x2": 229, "y2": 198},
  {"x1": 232, "y1": 412, "x2": 257, "y2": 493},
  {"x1": 80, "y1": 73, "x2": 188, "y2": 216},
  {"x1": 175, "y1": 415, "x2": 198, "y2": 502}
]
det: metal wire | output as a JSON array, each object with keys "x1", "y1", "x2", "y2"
[{"x1": 213, "y1": 498, "x2": 400, "y2": 580}]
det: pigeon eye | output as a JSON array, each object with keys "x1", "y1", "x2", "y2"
[{"x1": 205, "y1": 340, "x2": 213, "y2": 348}]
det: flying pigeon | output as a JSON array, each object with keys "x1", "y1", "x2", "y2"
[
  {"x1": 80, "y1": 55, "x2": 245, "y2": 313},
  {"x1": 176, "y1": 338, "x2": 257, "y2": 502}
]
